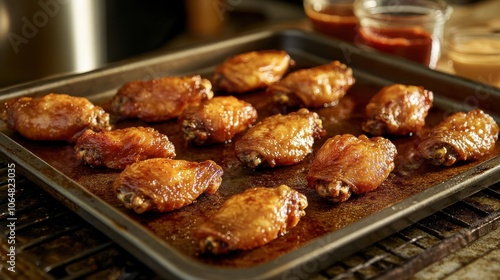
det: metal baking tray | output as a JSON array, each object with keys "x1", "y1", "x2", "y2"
[{"x1": 1, "y1": 28, "x2": 499, "y2": 280}]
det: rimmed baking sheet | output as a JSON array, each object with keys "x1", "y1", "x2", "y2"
[{"x1": 1, "y1": 28, "x2": 499, "y2": 280}]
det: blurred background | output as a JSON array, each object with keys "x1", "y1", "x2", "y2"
[
  {"x1": 0, "y1": 0, "x2": 305, "y2": 89},
  {"x1": 0, "y1": 0, "x2": 494, "y2": 89}
]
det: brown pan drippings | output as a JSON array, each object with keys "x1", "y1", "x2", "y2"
[{"x1": 5, "y1": 72, "x2": 500, "y2": 269}]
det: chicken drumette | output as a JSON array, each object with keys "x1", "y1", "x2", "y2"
[
  {"x1": 307, "y1": 134, "x2": 397, "y2": 203},
  {"x1": 2, "y1": 93, "x2": 110, "y2": 143},
  {"x1": 417, "y1": 109, "x2": 499, "y2": 166},
  {"x1": 192, "y1": 184, "x2": 308, "y2": 254},
  {"x1": 235, "y1": 108, "x2": 326, "y2": 168},
  {"x1": 267, "y1": 61, "x2": 355, "y2": 108},
  {"x1": 75, "y1": 126, "x2": 176, "y2": 169},
  {"x1": 362, "y1": 84, "x2": 434, "y2": 136},
  {"x1": 113, "y1": 158, "x2": 223, "y2": 214},
  {"x1": 111, "y1": 75, "x2": 213, "y2": 122},
  {"x1": 212, "y1": 50, "x2": 294, "y2": 94},
  {"x1": 179, "y1": 96, "x2": 257, "y2": 145}
]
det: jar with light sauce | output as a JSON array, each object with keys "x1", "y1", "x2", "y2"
[
  {"x1": 304, "y1": 0, "x2": 358, "y2": 43},
  {"x1": 445, "y1": 19, "x2": 500, "y2": 87},
  {"x1": 353, "y1": 0, "x2": 452, "y2": 69}
]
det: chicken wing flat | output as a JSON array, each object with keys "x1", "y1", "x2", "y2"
[
  {"x1": 417, "y1": 109, "x2": 499, "y2": 166},
  {"x1": 113, "y1": 158, "x2": 223, "y2": 214},
  {"x1": 268, "y1": 61, "x2": 355, "y2": 108},
  {"x1": 307, "y1": 134, "x2": 397, "y2": 203},
  {"x1": 111, "y1": 75, "x2": 213, "y2": 122},
  {"x1": 362, "y1": 84, "x2": 434, "y2": 136},
  {"x1": 212, "y1": 50, "x2": 294, "y2": 94},
  {"x1": 192, "y1": 184, "x2": 307, "y2": 254},
  {"x1": 75, "y1": 127, "x2": 176, "y2": 169},
  {"x1": 179, "y1": 96, "x2": 257, "y2": 145},
  {"x1": 2, "y1": 93, "x2": 110, "y2": 143},
  {"x1": 235, "y1": 108, "x2": 326, "y2": 168}
]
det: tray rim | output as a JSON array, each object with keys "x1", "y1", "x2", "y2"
[{"x1": 1, "y1": 28, "x2": 500, "y2": 280}]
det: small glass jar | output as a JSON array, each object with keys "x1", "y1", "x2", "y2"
[
  {"x1": 303, "y1": 0, "x2": 358, "y2": 43},
  {"x1": 445, "y1": 19, "x2": 500, "y2": 87},
  {"x1": 353, "y1": 0, "x2": 452, "y2": 68}
]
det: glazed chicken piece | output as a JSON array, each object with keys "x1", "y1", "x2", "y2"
[
  {"x1": 268, "y1": 60, "x2": 355, "y2": 108},
  {"x1": 417, "y1": 109, "x2": 499, "y2": 166},
  {"x1": 193, "y1": 185, "x2": 308, "y2": 254},
  {"x1": 234, "y1": 108, "x2": 326, "y2": 168},
  {"x1": 362, "y1": 84, "x2": 434, "y2": 136},
  {"x1": 2, "y1": 93, "x2": 110, "y2": 143},
  {"x1": 307, "y1": 134, "x2": 397, "y2": 203},
  {"x1": 75, "y1": 126, "x2": 176, "y2": 169},
  {"x1": 111, "y1": 75, "x2": 213, "y2": 122},
  {"x1": 113, "y1": 158, "x2": 223, "y2": 214},
  {"x1": 212, "y1": 50, "x2": 294, "y2": 94},
  {"x1": 179, "y1": 96, "x2": 257, "y2": 145}
]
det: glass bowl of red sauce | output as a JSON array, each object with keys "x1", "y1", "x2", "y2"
[
  {"x1": 353, "y1": 0, "x2": 452, "y2": 69},
  {"x1": 445, "y1": 19, "x2": 500, "y2": 87},
  {"x1": 303, "y1": 0, "x2": 358, "y2": 43}
]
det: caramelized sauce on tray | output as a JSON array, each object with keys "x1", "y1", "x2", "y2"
[{"x1": 9, "y1": 76, "x2": 500, "y2": 269}]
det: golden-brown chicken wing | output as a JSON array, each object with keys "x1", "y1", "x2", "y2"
[
  {"x1": 192, "y1": 184, "x2": 307, "y2": 254},
  {"x1": 234, "y1": 108, "x2": 326, "y2": 168},
  {"x1": 113, "y1": 158, "x2": 223, "y2": 214},
  {"x1": 417, "y1": 109, "x2": 499, "y2": 166},
  {"x1": 212, "y1": 50, "x2": 294, "y2": 94},
  {"x1": 75, "y1": 127, "x2": 176, "y2": 169},
  {"x1": 307, "y1": 134, "x2": 397, "y2": 203},
  {"x1": 111, "y1": 75, "x2": 213, "y2": 122},
  {"x1": 268, "y1": 61, "x2": 355, "y2": 108},
  {"x1": 2, "y1": 93, "x2": 110, "y2": 143},
  {"x1": 179, "y1": 96, "x2": 257, "y2": 145},
  {"x1": 362, "y1": 84, "x2": 434, "y2": 136}
]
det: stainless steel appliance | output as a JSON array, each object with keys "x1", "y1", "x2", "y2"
[{"x1": 0, "y1": 0, "x2": 185, "y2": 88}]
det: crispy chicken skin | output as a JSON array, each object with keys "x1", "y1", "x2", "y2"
[
  {"x1": 307, "y1": 134, "x2": 397, "y2": 203},
  {"x1": 75, "y1": 127, "x2": 176, "y2": 169},
  {"x1": 362, "y1": 84, "x2": 434, "y2": 136},
  {"x1": 212, "y1": 50, "x2": 294, "y2": 94},
  {"x1": 268, "y1": 61, "x2": 355, "y2": 108},
  {"x1": 111, "y1": 75, "x2": 213, "y2": 122},
  {"x1": 235, "y1": 108, "x2": 326, "y2": 168},
  {"x1": 2, "y1": 93, "x2": 110, "y2": 143},
  {"x1": 417, "y1": 109, "x2": 499, "y2": 166},
  {"x1": 113, "y1": 158, "x2": 223, "y2": 214},
  {"x1": 179, "y1": 96, "x2": 257, "y2": 145},
  {"x1": 193, "y1": 185, "x2": 308, "y2": 254}
]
